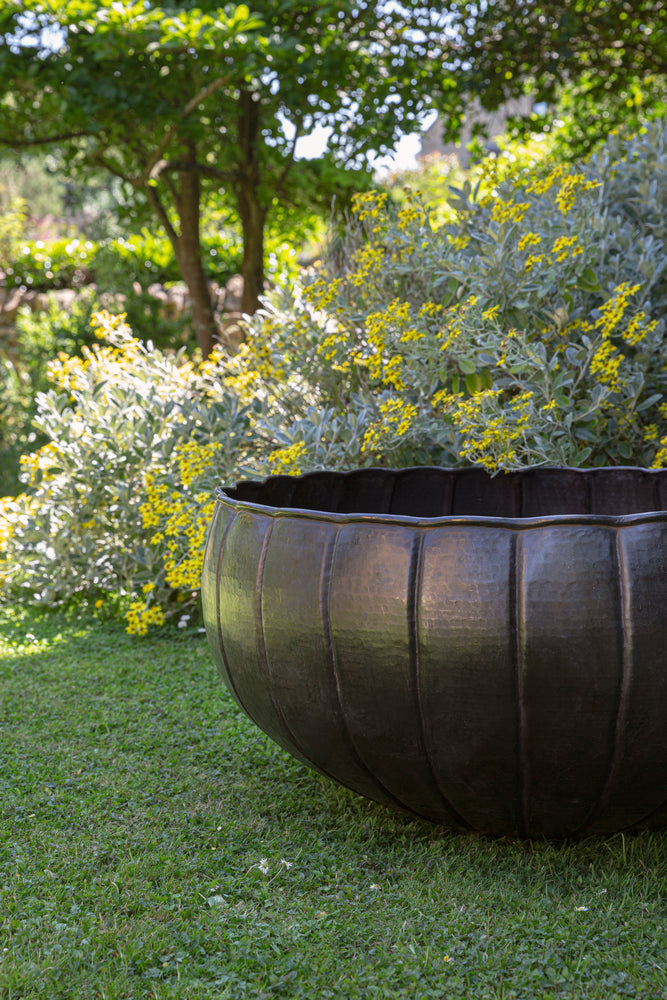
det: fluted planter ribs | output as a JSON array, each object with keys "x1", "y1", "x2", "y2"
[{"x1": 202, "y1": 467, "x2": 667, "y2": 838}]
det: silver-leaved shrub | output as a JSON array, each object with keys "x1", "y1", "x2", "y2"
[
  {"x1": 0, "y1": 312, "x2": 254, "y2": 632},
  {"x1": 3, "y1": 120, "x2": 667, "y2": 632},
  {"x1": 238, "y1": 119, "x2": 667, "y2": 474}
]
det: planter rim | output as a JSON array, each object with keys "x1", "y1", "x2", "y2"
[{"x1": 216, "y1": 465, "x2": 667, "y2": 530}]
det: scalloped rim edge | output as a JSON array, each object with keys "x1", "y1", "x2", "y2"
[{"x1": 214, "y1": 466, "x2": 667, "y2": 529}]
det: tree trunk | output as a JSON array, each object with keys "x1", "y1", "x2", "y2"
[
  {"x1": 238, "y1": 182, "x2": 267, "y2": 315},
  {"x1": 144, "y1": 145, "x2": 218, "y2": 357},
  {"x1": 172, "y1": 157, "x2": 217, "y2": 357},
  {"x1": 237, "y1": 90, "x2": 268, "y2": 315}
]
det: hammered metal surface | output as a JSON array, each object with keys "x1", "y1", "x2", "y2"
[{"x1": 201, "y1": 467, "x2": 667, "y2": 838}]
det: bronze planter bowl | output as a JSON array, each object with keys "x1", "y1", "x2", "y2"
[{"x1": 201, "y1": 466, "x2": 667, "y2": 839}]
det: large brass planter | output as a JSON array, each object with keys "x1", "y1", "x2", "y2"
[{"x1": 201, "y1": 466, "x2": 667, "y2": 838}]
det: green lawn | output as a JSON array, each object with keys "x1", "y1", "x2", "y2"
[{"x1": 1, "y1": 606, "x2": 666, "y2": 999}]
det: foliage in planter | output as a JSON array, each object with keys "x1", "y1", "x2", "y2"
[
  {"x1": 0, "y1": 312, "x2": 255, "y2": 633},
  {"x1": 235, "y1": 119, "x2": 667, "y2": 473}
]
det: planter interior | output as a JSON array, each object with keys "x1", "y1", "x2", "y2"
[{"x1": 201, "y1": 467, "x2": 667, "y2": 838}]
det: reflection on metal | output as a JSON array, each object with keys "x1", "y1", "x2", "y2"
[{"x1": 201, "y1": 467, "x2": 667, "y2": 838}]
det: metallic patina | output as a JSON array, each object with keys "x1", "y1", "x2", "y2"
[{"x1": 201, "y1": 467, "x2": 667, "y2": 838}]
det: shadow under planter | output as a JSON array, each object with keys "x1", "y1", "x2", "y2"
[{"x1": 201, "y1": 466, "x2": 667, "y2": 839}]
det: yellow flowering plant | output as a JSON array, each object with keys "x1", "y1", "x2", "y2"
[
  {"x1": 3, "y1": 121, "x2": 667, "y2": 634},
  {"x1": 0, "y1": 312, "x2": 255, "y2": 633},
  {"x1": 240, "y1": 119, "x2": 667, "y2": 474}
]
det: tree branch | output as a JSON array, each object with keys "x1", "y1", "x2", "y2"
[
  {"x1": 144, "y1": 183, "x2": 180, "y2": 247},
  {"x1": 0, "y1": 130, "x2": 91, "y2": 147},
  {"x1": 137, "y1": 74, "x2": 232, "y2": 186},
  {"x1": 157, "y1": 157, "x2": 237, "y2": 184},
  {"x1": 91, "y1": 151, "x2": 134, "y2": 186}
]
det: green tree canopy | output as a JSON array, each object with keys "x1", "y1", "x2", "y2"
[
  {"x1": 0, "y1": 0, "x2": 451, "y2": 354},
  {"x1": 444, "y1": 0, "x2": 667, "y2": 154}
]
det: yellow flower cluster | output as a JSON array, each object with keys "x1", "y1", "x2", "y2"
[
  {"x1": 397, "y1": 205, "x2": 426, "y2": 230},
  {"x1": 125, "y1": 600, "x2": 166, "y2": 636},
  {"x1": 524, "y1": 164, "x2": 600, "y2": 215},
  {"x1": 176, "y1": 441, "x2": 223, "y2": 488},
  {"x1": 587, "y1": 283, "x2": 646, "y2": 393},
  {"x1": 595, "y1": 282, "x2": 641, "y2": 337},
  {"x1": 434, "y1": 389, "x2": 534, "y2": 472},
  {"x1": 551, "y1": 235, "x2": 583, "y2": 262},
  {"x1": 447, "y1": 234, "x2": 471, "y2": 250},
  {"x1": 524, "y1": 254, "x2": 546, "y2": 272},
  {"x1": 47, "y1": 351, "x2": 89, "y2": 393},
  {"x1": 351, "y1": 190, "x2": 389, "y2": 223},
  {"x1": 362, "y1": 398, "x2": 418, "y2": 453},
  {"x1": 0, "y1": 496, "x2": 19, "y2": 553},
  {"x1": 384, "y1": 398, "x2": 418, "y2": 434},
  {"x1": 651, "y1": 437, "x2": 667, "y2": 469},
  {"x1": 589, "y1": 339, "x2": 624, "y2": 392},
  {"x1": 399, "y1": 325, "x2": 425, "y2": 343},
  {"x1": 137, "y1": 438, "x2": 224, "y2": 621},
  {"x1": 381, "y1": 355, "x2": 405, "y2": 391},
  {"x1": 347, "y1": 246, "x2": 385, "y2": 288},
  {"x1": 417, "y1": 302, "x2": 445, "y2": 320},
  {"x1": 526, "y1": 164, "x2": 566, "y2": 195},
  {"x1": 225, "y1": 335, "x2": 287, "y2": 394},
  {"x1": 430, "y1": 388, "x2": 458, "y2": 412},
  {"x1": 590, "y1": 282, "x2": 656, "y2": 391},
  {"x1": 522, "y1": 237, "x2": 581, "y2": 271},
  {"x1": 304, "y1": 274, "x2": 344, "y2": 311},
  {"x1": 490, "y1": 199, "x2": 531, "y2": 225},
  {"x1": 640, "y1": 403, "x2": 666, "y2": 462},
  {"x1": 317, "y1": 329, "x2": 355, "y2": 364},
  {"x1": 197, "y1": 343, "x2": 227, "y2": 379},
  {"x1": 436, "y1": 296, "x2": 478, "y2": 350},
  {"x1": 554, "y1": 174, "x2": 600, "y2": 214},
  {"x1": 364, "y1": 299, "x2": 414, "y2": 388},
  {"x1": 199, "y1": 344, "x2": 237, "y2": 397},
  {"x1": 517, "y1": 232, "x2": 542, "y2": 251},
  {"x1": 162, "y1": 497, "x2": 216, "y2": 592},
  {"x1": 223, "y1": 366, "x2": 259, "y2": 402},
  {"x1": 140, "y1": 479, "x2": 171, "y2": 530},
  {"x1": 622, "y1": 314, "x2": 658, "y2": 347},
  {"x1": 267, "y1": 441, "x2": 308, "y2": 476}
]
